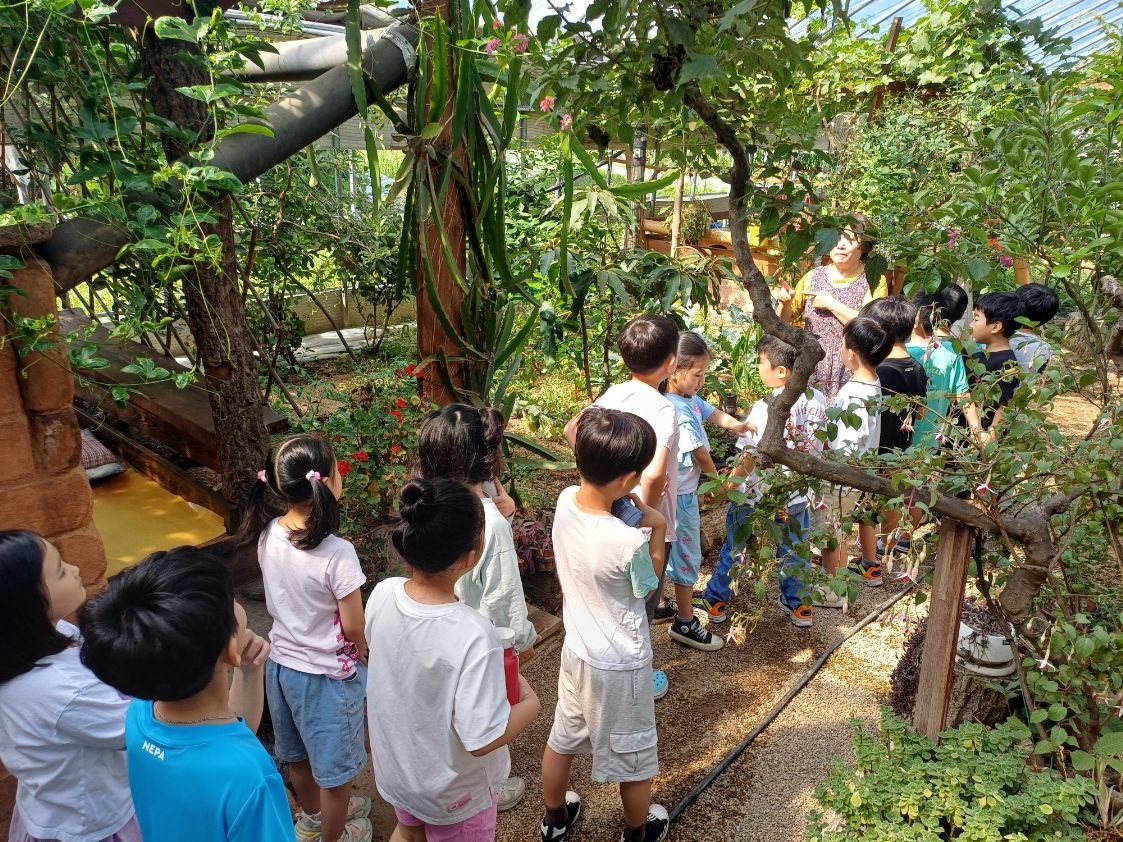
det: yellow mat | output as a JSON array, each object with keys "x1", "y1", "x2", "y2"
[{"x1": 91, "y1": 469, "x2": 226, "y2": 577}]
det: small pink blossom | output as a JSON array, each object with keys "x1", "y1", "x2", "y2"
[
  {"x1": 976, "y1": 482, "x2": 991, "y2": 496},
  {"x1": 935, "y1": 432, "x2": 948, "y2": 444},
  {"x1": 560, "y1": 113, "x2": 572, "y2": 131},
  {"x1": 511, "y1": 32, "x2": 528, "y2": 53},
  {"x1": 946, "y1": 228, "x2": 961, "y2": 248},
  {"x1": 538, "y1": 95, "x2": 556, "y2": 113},
  {"x1": 999, "y1": 254, "x2": 1014, "y2": 268},
  {"x1": 484, "y1": 37, "x2": 500, "y2": 54}
]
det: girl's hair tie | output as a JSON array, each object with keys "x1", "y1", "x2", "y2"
[
  {"x1": 256, "y1": 470, "x2": 267, "y2": 482},
  {"x1": 306, "y1": 470, "x2": 322, "y2": 482}
]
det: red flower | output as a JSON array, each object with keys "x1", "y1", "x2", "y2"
[
  {"x1": 403, "y1": 363, "x2": 420, "y2": 377},
  {"x1": 351, "y1": 450, "x2": 369, "y2": 462},
  {"x1": 390, "y1": 444, "x2": 402, "y2": 454},
  {"x1": 391, "y1": 409, "x2": 403, "y2": 421},
  {"x1": 396, "y1": 397, "x2": 407, "y2": 409},
  {"x1": 337, "y1": 460, "x2": 352, "y2": 478}
]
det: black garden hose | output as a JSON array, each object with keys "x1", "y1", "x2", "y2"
[{"x1": 669, "y1": 583, "x2": 918, "y2": 822}]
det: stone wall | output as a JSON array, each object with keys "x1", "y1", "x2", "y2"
[{"x1": 0, "y1": 228, "x2": 107, "y2": 832}]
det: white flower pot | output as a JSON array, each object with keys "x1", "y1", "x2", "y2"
[{"x1": 956, "y1": 621, "x2": 1016, "y2": 677}]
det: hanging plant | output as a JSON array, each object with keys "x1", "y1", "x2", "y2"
[{"x1": 678, "y1": 200, "x2": 712, "y2": 245}]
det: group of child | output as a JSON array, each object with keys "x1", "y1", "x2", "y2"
[{"x1": 0, "y1": 282, "x2": 1059, "y2": 842}]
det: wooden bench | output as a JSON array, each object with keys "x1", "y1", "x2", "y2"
[{"x1": 61, "y1": 309, "x2": 288, "y2": 473}]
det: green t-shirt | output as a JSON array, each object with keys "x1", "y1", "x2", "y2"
[{"x1": 907, "y1": 339, "x2": 969, "y2": 447}]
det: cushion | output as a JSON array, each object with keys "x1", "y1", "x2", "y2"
[{"x1": 81, "y1": 429, "x2": 125, "y2": 480}]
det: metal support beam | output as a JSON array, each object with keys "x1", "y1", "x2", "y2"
[{"x1": 37, "y1": 23, "x2": 418, "y2": 294}]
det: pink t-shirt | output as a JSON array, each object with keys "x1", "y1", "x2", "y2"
[
  {"x1": 259, "y1": 519, "x2": 367, "y2": 677},
  {"x1": 594, "y1": 380, "x2": 679, "y2": 541}
]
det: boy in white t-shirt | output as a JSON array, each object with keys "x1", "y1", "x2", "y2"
[
  {"x1": 542, "y1": 408, "x2": 670, "y2": 842},
  {"x1": 563, "y1": 314, "x2": 679, "y2": 697},
  {"x1": 818, "y1": 316, "x2": 892, "y2": 595},
  {"x1": 695, "y1": 335, "x2": 827, "y2": 628}
]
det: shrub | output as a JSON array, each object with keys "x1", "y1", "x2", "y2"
[{"x1": 807, "y1": 711, "x2": 1095, "y2": 841}]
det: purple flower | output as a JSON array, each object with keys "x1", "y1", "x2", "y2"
[
  {"x1": 946, "y1": 228, "x2": 961, "y2": 248},
  {"x1": 485, "y1": 37, "x2": 500, "y2": 54},
  {"x1": 560, "y1": 113, "x2": 572, "y2": 131},
  {"x1": 511, "y1": 32, "x2": 529, "y2": 53},
  {"x1": 538, "y1": 95, "x2": 556, "y2": 113},
  {"x1": 999, "y1": 254, "x2": 1014, "y2": 268}
]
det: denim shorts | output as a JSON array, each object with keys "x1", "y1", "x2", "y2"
[
  {"x1": 666, "y1": 493, "x2": 702, "y2": 587},
  {"x1": 266, "y1": 660, "x2": 368, "y2": 788}
]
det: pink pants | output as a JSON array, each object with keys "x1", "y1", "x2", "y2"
[{"x1": 393, "y1": 793, "x2": 498, "y2": 841}]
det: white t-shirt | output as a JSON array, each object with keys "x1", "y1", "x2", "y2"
[
  {"x1": 454, "y1": 497, "x2": 537, "y2": 652},
  {"x1": 829, "y1": 379, "x2": 882, "y2": 456},
  {"x1": 259, "y1": 519, "x2": 367, "y2": 677},
  {"x1": 593, "y1": 380, "x2": 680, "y2": 541},
  {"x1": 552, "y1": 486, "x2": 660, "y2": 671},
  {"x1": 0, "y1": 621, "x2": 134, "y2": 842},
  {"x1": 364, "y1": 578, "x2": 510, "y2": 825},
  {"x1": 738, "y1": 387, "x2": 827, "y2": 509},
  {"x1": 1010, "y1": 331, "x2": 1053, "y2": 374}
]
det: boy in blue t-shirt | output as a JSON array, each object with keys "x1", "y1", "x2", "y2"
[{"x1": 81, "y1": 548, "x2": 295, "y2": 842}]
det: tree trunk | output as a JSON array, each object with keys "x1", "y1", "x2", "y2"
[
  {"x1": 942, "y1": 664, "x2": 1012, "y2": 728},
  {"x1": 141, "y1": 31, "x2": 269, "y2": 513},
  {"x1": 414, "y1": 0, "x2": 466, "y2": 405}
]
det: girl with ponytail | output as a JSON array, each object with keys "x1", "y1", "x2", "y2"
[
  {"x1": 235, "y1": 433, "x2": 373, "y2": 842},
  {"x1": 364, "y1": 479, "x2": 541, "y2": 842}
]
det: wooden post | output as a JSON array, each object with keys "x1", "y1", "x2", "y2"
[
  {"x1": 913, "y1": 518, "x2": 974, "y2": 741},
  {"x1": 868, "y1": 17, "x2": 903, "y2": 121},
  {"x1": 1013, "y1": 257, "x2": 1031, "y2": 286}
]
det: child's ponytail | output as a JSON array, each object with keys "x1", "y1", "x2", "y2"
[
  {"x1": 231, "y1": 433, "x2": 341, "y2": 552},
  {"x1": 417, "y1": 403, "x2": 508, "y2": 486},
  {"x1": 0, "y1": 530, "x2": 71, "y2": 684},
  {"x1": 478, "y1": 407, "x2": 506, "y2": 481}
]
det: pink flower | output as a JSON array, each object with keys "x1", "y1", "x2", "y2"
[
  {"x1": 976, "y1": 482, "x2": 990, "y2": 496},
  {"x1": 511, "y1": 32, "x2": 528, "y2": 53},
  {"x1": 935, "y1": 432, "x2": 948, "y2": 444},
  {"x1": 538, "y1": 95, "x2": 556, "y2": 113},
  {"x1": 946, "y1": 228, "x2": 961, "y2": 248},
  {"x1": 999, "y1": 254, "x2": 1014, "y2": 268},
  {"x1": 560, "y1": 113, "x2": 572, "y2": 132},
  {"x1": 485, "y1": 37, "x2": 500, "y2": 54}
]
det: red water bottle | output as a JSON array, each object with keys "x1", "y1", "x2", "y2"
[{"x1": 496, "y1": 627, "x2": 519, "y2": 706}]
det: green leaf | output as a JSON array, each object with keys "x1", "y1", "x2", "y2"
[
  {"x1": 1069, "y1": 750, "x2": 1095, "y2": 771},
  {"x1": 609, "y1": 170, "x2": 680, "y2": 200},
  {"x1": 965, "y1": 257, "x2": 992, "y2": 283},
  {"x1": 1093, "y1": 731, "x2": 1123, "y2": 757},
  {"x1": 679, "y1": 53, "x2": 722, "y2": 84}
]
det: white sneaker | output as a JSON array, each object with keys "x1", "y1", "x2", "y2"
[
  {"x1": 294, "y1": 797, "x2": 373, "y2": 840},
  {"x1": 497, "y1": 775, "x2": 526, "y2": 812},
  {"x1": 812, "y1": 586, "x2": 846, "y2": 609}
]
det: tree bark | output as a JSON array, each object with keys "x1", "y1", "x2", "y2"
[
  {"x1": 413, "y1": 1, "x2": 467, "y2": 404},
  {"x1": 141, "y1": 31, "x2": 269, "y2": 511}
]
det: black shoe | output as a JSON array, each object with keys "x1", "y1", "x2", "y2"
[
  {"x1": 668, "y1": 616, "x2": 725, "y2": 651},
  {"x1": 540, "y1": 791, "x2": 581, "y2": 841},
  {"x1": 618, "y1": 804, "x2": 670, "y2": 842},
  {"x1": 651, "y1": 599, "x2": 678, "y2": 624}
]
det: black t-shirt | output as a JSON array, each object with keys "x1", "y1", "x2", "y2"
[
  {"x1": 970, "y1": 348, "x2": 1021, "y2": 430},
  {"x1": 877, "y1": 355, "x2": 928, "y2": 452}
]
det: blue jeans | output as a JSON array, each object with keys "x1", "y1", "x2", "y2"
[{"x1": 702, "y1": 502, "x2": 811, "y2": 608}]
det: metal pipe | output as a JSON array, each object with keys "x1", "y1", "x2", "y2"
[{"x1": 38, "y1": 22, "x2": 418, "y2": 294}]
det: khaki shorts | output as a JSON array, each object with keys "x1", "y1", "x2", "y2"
[
  {"x1": 812, "y1": 485, "x2": 874, "y2": 543},
  {"x1": 547, "y1": 647, "x2": 659, "y2": 783}
]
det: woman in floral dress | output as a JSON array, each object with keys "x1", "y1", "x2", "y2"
[{"x1": 776, "y1": 219, "x2": 888, "y2": 402}]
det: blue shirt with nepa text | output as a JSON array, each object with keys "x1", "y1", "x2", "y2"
[{"x1": 125, "y1": 699, "x2": 292, "y2": 842}]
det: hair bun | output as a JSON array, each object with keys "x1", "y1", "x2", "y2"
[{"x1": 398, "y1": 479, "x2": 438, "y2": 526}]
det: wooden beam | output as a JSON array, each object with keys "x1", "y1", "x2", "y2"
[
  {"x1": 868, "y1": 17, "x2": 904, "y2": 122},
  {"x1": 913, "y1": 518, "x2": 973, "y2": 741}
]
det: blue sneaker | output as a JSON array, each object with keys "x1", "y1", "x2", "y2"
[{"x1": 653, "y1": 669, "x2": 669, "y2": 700}]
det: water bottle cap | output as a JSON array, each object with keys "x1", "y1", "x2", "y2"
[{"x1": 495, "y1": 627, "x2": 516, "y2": 647}]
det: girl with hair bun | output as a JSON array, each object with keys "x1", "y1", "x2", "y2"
[
  {"x1": 364, "y1": 478, "x2": 541, "y2": 842},
  {"x1": 417, "y1": 403, "x2": 537, "y2": 811},
  {"x1": 232, "y1": 432, "x2": 372, "y2": 842}
]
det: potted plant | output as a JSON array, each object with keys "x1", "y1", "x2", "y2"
[
  {"x1": 956, "y1": 597, "x2": 1016, "y2": 677},
  {"x1": 513, "y1": 510, "x2": 555, "y2": 574}
]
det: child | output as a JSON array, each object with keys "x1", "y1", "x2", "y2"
[
  {"x1": 232, "y1": 433, "x2": 371, "y2": 842},
  {"x1": 970, "y1": 291, "x2": 1025, "y2": 436},
  {"x1": 417, "y1": 403, "x2": 537, "y2": 811},
  {"x1": 541, "y1": 407, "x2": 669, "y2": 842},
  {"x1": 1011, "y1": 282, "x2": 1060, "y2": 374},
  {"x1": 819, "y1": 316, "x2": 892, "y2": 594},
  {"x1": 365, "y1": 478, "x2": 541, "y2": 842},
  {"x1": 858, "y1": 296, "x2": 927, "y2": 560},
  {"x1": 0, "y1": 530, "x2": 139, "y2": 842},
  {"x1": 663, "y1": 331, "x2": 752, "y2": 648},
  {"x1": 563, "y1": 314, "x2": 679, "y2": 697},
  {"x1": 79, "y1": 547, "x2": 292, "y2": 841},
  {"x1": 694, "y1": 335, "x2": 827, "y2": 628}
]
